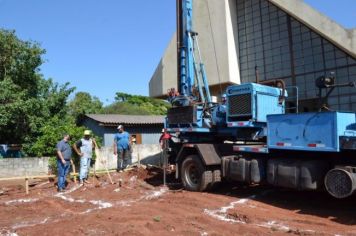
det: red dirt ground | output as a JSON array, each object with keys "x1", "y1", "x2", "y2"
[{"x1": 1, "y1": 167, "x2": 356, "y2": 236}]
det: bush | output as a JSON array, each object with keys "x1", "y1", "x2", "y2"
[
  {"x1": 24, "y1": 116, "x2": 85, "y2": 157},
  {"x1": 102, "y1": 92, "x2": 170, "y2": 115},
  {"x1": 25, "y1": 115, "x2": 101, "y2": 175},
  {"x1": 48, "y1": 156, "x2": 57, "y2": 175}
]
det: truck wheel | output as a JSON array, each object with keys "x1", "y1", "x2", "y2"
[{"x1": 181, "y1": 155, "x2": 211, "y2": 191}]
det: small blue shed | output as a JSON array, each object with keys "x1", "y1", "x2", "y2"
[{"x1": 81, "y1": 114, "x2": 165, "y2": 147}]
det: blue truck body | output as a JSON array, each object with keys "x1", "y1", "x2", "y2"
[
  {"x1": 267, "y1": 112, "x2": 356, "y2": 152},
  {"x1": 166, "y1": 0, "x2": 356, "y2": 198}
]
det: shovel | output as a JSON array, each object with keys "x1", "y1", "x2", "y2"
[
  {"x1": 95, "y1": 147, "x2": 114, "y2": 185},
  {"x1": 92, "y1": 163, "x2": 100, "y2": 187}
]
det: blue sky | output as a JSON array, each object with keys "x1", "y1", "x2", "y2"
[
  {"x1": 304, "y1": 0, "x2": 356, "y2": 29},
  {"x1": 0, "y1": 0, "x2": 355, "y2": 104}
]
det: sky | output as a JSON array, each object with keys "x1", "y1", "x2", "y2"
[{"x1": 0, "y1": 0, "x2": 355, "y2": 105}]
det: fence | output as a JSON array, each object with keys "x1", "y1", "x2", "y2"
[
  {"x1": 0, "y1": 157, "x2": 50, "y2": 178},
  {"x1": 94, "y1": 144, "x2": 162, "y2": 170},
  {"x1": 0, "y1": 144, "x2": 162, "y2": 178}
]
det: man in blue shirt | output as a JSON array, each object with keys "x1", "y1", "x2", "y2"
[
  {"x1": 56, "y1": 134, "x2": 72, "y2": 192},
  {"x1": 114, "y1": 125, "x2": 131, "y2": 172}
]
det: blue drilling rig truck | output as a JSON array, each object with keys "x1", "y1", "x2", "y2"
[{"x1": 164, "y1": 0, "x2": 356, "y2": 199}]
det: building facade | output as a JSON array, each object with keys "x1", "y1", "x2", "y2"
[
  {"x1": 149, "y1": 0, "x2": 356, "y2": 112},
  {"x1": 82, "y1": 114, "x2": 164, "y2": 147}
]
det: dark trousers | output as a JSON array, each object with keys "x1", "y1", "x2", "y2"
[{"x1": 117, "y1": 149, "x2": 131, "y2": 170}]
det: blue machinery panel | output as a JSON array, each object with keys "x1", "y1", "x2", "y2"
[
  {"x1": 267, "y1": 112, "x2": 356, "y2": 152},
  {"x1": 226, "y1": 83, "x2": 285, "y2": 124}
]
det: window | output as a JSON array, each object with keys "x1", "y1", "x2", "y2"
[
  {"x1": 237, "y1": 0, "x2": 356, "y2": 111},
  {"x1": 130, "y1": 134, "x2": 142, "y2": 145}
]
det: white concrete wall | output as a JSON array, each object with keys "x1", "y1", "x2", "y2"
[
  {"x1": 149, "y1": 35, "x2": 177, "y2": 98},
  {"x1": 0, "y1": 157, "x2": 50, "y2": 178},
  {"x1": 193, "y1": 0, "x2": 240, "y2": 86},
  {"x1": 0, "y1": 145, "x2": 163, "y2": 178},
  {"x1": 94, "y1": 144, "x2": 162, "y2": 171}
]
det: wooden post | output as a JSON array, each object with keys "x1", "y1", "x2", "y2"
[
  {"x1": 106, "y1": 166, "x2": 114, "y2": 185},
  {"x1": 25, "y1": 175, "x2": 29, "y2": 195},
  {"x1": 71, "y1": 162, "x2": 77, "y2": 183},
  {"x1": 93, "y1": 164, "x2": 98, "y2": 186}
]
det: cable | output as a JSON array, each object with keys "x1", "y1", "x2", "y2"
[{"x1": 205, "y1": 0, "x2": 223, "y2": 96}]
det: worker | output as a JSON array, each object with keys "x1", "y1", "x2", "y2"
[
  {"x1": 221, "y1": 93, "x2": 227, "y2": 104},
  {"x1": 159, "y1": 128, "x2": 171, "y2": 150},
  {"x1": 73, "y1": 130, "x2": 97, "y2": 185},
  {"x1": 56, "y1": 134, "x2": 72, "y2": 192},
  {"x1": 114, "y1": 125, "x2": 131, "y2": 172}
]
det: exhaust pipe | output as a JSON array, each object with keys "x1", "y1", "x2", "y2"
[{"x1": 325, "y1": 168, "x2": 356, "y2": 199}]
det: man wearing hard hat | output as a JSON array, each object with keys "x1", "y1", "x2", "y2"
[{"x1": 73, "y1": 130, "x2": 97, "y2": 185}]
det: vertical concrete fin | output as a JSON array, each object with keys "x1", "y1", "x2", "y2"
[{"x1": 225, "y1": 0, "x2": 240, "y2": 85}]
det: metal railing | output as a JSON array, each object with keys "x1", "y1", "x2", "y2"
[{"x1": 285, "y1": 86, "x2": 299, "y2": 113}]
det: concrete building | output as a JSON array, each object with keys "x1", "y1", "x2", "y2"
[
  {"x1": 82, "y1": 114, "x2": 164, "y2": 147},
  {"x1": 149, "y1": 0, "x2": 356, "y2": 112}
]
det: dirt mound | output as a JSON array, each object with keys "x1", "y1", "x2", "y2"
[{"x1": 127, "y1": 165, "x2": 154, "y2": 180}]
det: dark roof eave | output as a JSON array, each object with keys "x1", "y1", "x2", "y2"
[
  {"x1": 98, "y1": 123, "x2": 164, "y2": 127},
  {"x1": 84, "y1": 114, "x2": 165, "y2": 125}
]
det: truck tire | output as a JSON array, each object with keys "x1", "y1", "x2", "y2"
[{"x1": 181, "y1": 155, "x2": 212, "y2": 191}]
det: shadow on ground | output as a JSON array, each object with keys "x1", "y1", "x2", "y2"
[{"x1": 144, "y1": 168, "x2": 356, "y2": 226}]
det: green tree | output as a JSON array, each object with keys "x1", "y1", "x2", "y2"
[
  {"x1": 26, "y1": 116, "x2": 85, "y2": 157},
  {"x1": 103, "y1": 92, "x2": 170, "y2": 115},
  {"x1": 68, "y1": 92, "x2": 103, "y2": 124},
  {"x1": 27, "y1": 115, "x2": 101, "y2": 173},
  {"x1": 0, "y1": 29, "x2": 75, "y2": 145},
  {"x1": 103, "y1": 102, "x2": 152, "y2": 115},
  {"x1": 115, "y1": 92, "x2": 132, "y2": 102},
  {"x1": 0, "y1": 78, "x2": 34, "y2": 143},
  {"x1": 0, "y1": 29, "x2": 44, "y2": 96}
]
